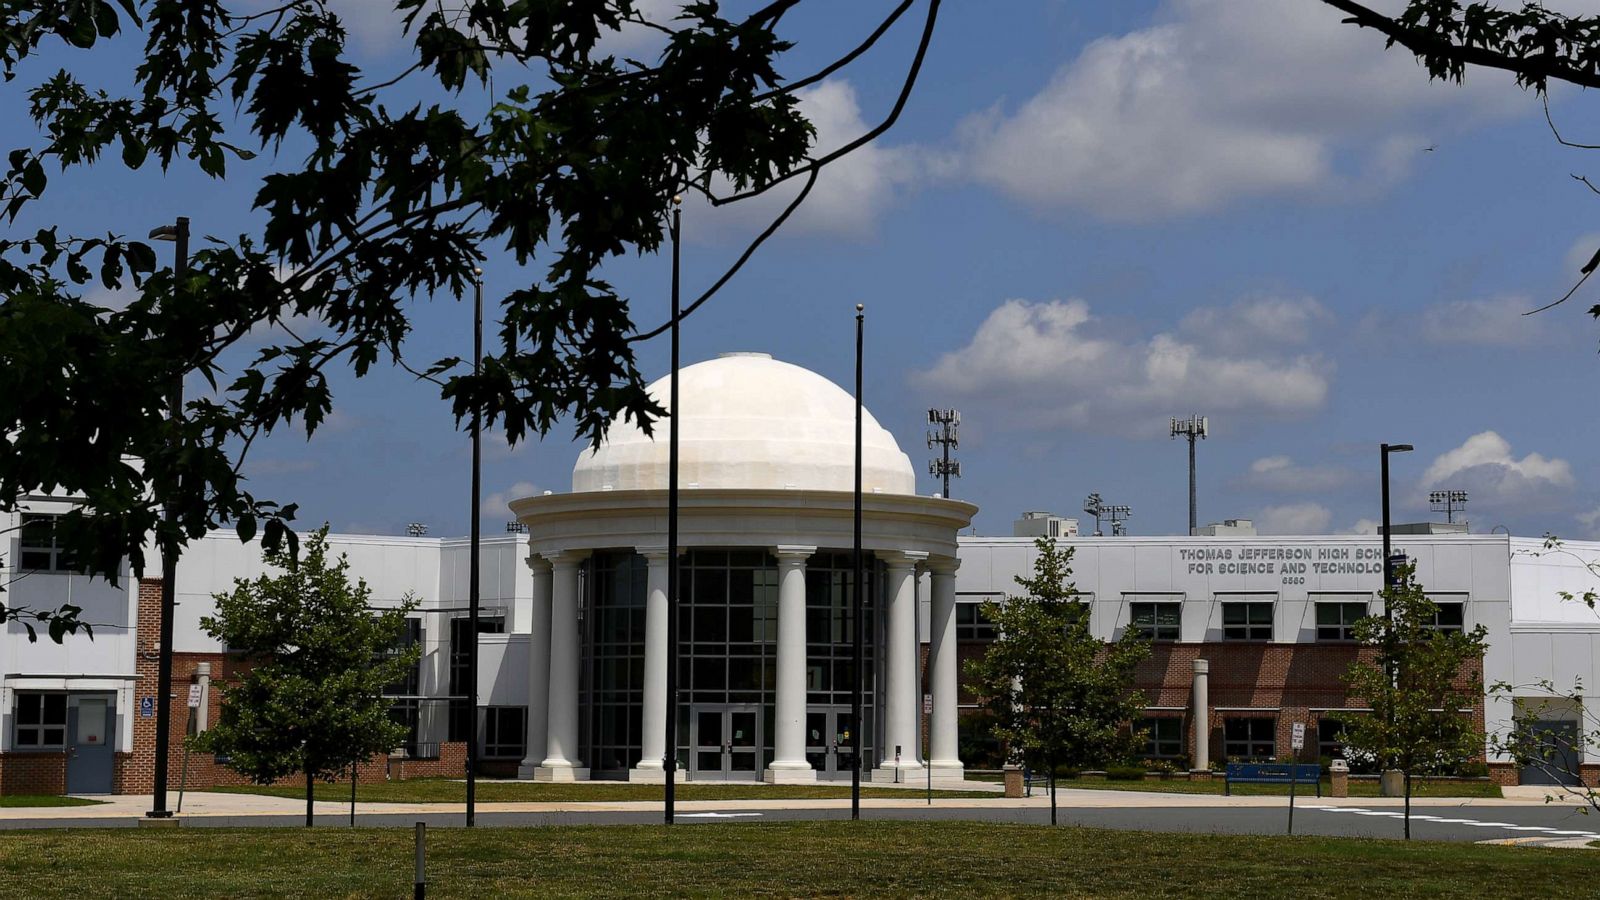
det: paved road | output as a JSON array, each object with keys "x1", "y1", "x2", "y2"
[{"x1": 6, "y1": 802, "x2": 1599, "y2": 843}]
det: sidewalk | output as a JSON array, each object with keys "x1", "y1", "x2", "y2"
[{"x1": 0, "y1": 786, "x2": 1572, "y2": 823}]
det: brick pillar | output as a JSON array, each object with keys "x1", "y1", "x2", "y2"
[{"x1": 124, "y1": 578, "x2": 167, "y2": 794}]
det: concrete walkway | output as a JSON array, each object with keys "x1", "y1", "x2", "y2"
[{"x1": 0, "y1": 786, "x2": 1577, "y2": 823}]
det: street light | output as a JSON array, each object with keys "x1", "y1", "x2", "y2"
[
  {"x1": 145, "y1": 216, "x2": 189, "y2": 821},
  {"x1": 1380, "y1": 443, "x2": 1413, "y2": 612}
]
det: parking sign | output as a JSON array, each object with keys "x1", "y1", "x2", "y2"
[{"x1": 1291, "y1": 722, "x2": 1305, "y2": 751}]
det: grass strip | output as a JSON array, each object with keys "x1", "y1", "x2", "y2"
[
  {"x1": 208, "y1": 779, "x2": 994, "y2": 803},
  {"x1": 0, "y1": 820, "x2": 1588, "y2": 898}
]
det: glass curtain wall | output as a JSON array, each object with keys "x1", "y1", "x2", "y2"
[
  {"x1": 580, "y1": 551, "x2": 647, "y2": 777},
  {"x1": 804, "y1": 552, "x2": 879, "y2": 770},
  {"x1": 674, "y1": 550, "x2": 780, "y2": 772}
]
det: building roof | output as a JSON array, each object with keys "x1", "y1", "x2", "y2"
[{"x1": 570, "y1": 352, "x2": 916, "y2": 494}]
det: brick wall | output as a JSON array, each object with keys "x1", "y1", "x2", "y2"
[
  {"x1": 0, "y1": 752, "x2": 67, "y2": 795},
  {"x1": 944, "y1": 638, "x2": 1487, "y2": 768}
]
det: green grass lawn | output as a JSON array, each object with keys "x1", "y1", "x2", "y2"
[
  {"x1": 0, "y1": 821, "x2": 1589, "y2": 898},
  {"x1": 1038, "y1": 777, "x2": 1502, "y2": 799},
  {"x1": 208, "y1": 778, "x2": 994, "y2": 803},
  {"x1": 0, "y1": 795, "x2": 104, "y2": 808}
]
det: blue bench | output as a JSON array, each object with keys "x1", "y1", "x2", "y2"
[{"x1": 1224, "y1": 763, "x2": 1321, "y2": 796}]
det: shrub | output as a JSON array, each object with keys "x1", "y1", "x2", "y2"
[{"x1": 1106, "y1": 766, "x2": 1147, "y2": 781}]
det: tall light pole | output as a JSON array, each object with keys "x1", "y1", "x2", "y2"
[
  {"x1": 1429, "y1": 490, "x2": 1468, "y2": 525},
  {"x1": 1170, "y1": 414, "x2": 1208, "y2": 535},
  {"x1": 851, "y1": 303, "x2": 865, "y2": 822},
  {"x1": 926, "y1": 409, "x2": 960, "y2": 497},
  {"x1": 1380, "y1": 443, "x2": 1413, "y2": 609},
  {"x1": 466, "y1": 266, "x2": 483, "y2": 827},
  {"x1": 664, "y1": 195, "x2": 683, "y2": 825},
  {"x1": 146, "y1": 216, "x2": 189, "y2": 820}
]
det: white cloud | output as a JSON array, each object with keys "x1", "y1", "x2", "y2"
[
  {"x1": 1256, "y1": 502, "x2": 1332, "y2": 535},
  {"x1": 1235, "y1": 455, "x2": 1357, "y2": 494},
  {"x1": 688, "y1": 80, "x2": 910, "y2": 238},
  {"x1": 1419, "y1": 295, "x2": 1544, "y2": 347},
  {"x1": 1348, "y1": 518, "x2": 1380, "y2": 536},
  {"x1": 482, "y1": 480, "x2": 541, "y2": 518},
  {"x1": 912, "y1": 297, "x2": 1330, "y2": 435},
  {"x1": 957, "y1": 0, "x2": 1526, "y2": 220},
  {"x1": 1420, "y1": 431, "x2": 1574, "y2": 506},
  {"x1": 1179, "y1": 295, "x2": 1331, "y2": 355},
  {"x1": 1576, "y1": 507, "x2": 1600, "y2": 540}
]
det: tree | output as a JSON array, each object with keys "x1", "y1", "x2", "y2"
[
  {"x1": 1322, "y1": 1, "x2": 1600, "y2": 318},
  {"x1": 194, "y1": 526, "x2": 418, "y2": 827},
  {"x1": 1488, "y1": 678, "x2": 1600, "y2": 816},
  {"x1": 966, "y1": 537, "x2": 1149, "y2": 825},
  {"x1": 0, "y1": 1, "x2": 943, "y2": 591},
  {"x1": 1339, "y1": 562, "x2": 1489, "y2": 840}
]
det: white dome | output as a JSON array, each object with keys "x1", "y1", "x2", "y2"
[{"x1": 572, "y1": 353, "x2": 916, "y2": 494}]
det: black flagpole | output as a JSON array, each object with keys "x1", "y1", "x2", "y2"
[
  {"x1": 851, "y1": 303, "x2": 864, "y2": 821},
  {"x1": 467, "y1": 266, "x2": 483, "y2": 827},
  {"x1": 665, "y1": 195, "x2": 683, "y2": 825}
]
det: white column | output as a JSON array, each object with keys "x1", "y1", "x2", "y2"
[
  {"x1": 1191, "y1": 658, "x2": 1210, "y2": 773},
  {"x1": 926, "y1": 557, "x2": 963, "y2": 779},
  {"x1": 873, "y1": 551, "x2": 925, "y2": 782},
  {"x1": 766, "y1": 546, "x2": 818, "y2": 784},
  {"x1": 518, "y1": 555, "x2": 552, "y2": 779},
  {"x1": 536, "y1": 550, "x2": 590, "y2": 781},
  {"x1": 630, "y1": 549, "x2": 671, "y2": 783}
]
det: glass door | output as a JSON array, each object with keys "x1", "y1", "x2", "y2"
[
  {"x1": 804, "y1": 708, "x2": 857, "y2": 780},
  {"x1": 689, "y1": 705, "x2": 763, "y2": 780}
]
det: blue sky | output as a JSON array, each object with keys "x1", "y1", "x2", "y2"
[{"x1": 16, "y1": 0, "x2": 1600, "y2": 539}]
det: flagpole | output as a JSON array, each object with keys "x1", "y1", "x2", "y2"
[
  {"x1": 851, "y1": 303, "x2": 865, "y2": 821},
  {"x1": 664, "y1": 195, "x2": 683, "y2": 825}
]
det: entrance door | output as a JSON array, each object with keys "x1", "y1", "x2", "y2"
[
  {"x1": 804, "y1": 709, "x2": 859, "y2": 781},
  {"x1": 689, "y1": 705, "x2": 761, "y2": 780},
  {"x1": 1519, "y1": 720, "x2": 1582, "y2": 786},
  {"x1": 66, "y1": 696, "x2": 114, "y2": 794}
]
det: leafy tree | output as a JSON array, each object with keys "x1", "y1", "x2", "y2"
[
  {"x1": 0, "y1": 1, "x2": 942, "y2": 602},
  {"x1": 966, "y1": 537, "x2": 1149, "y2": 825},
  {"x1": 1323, "y1": 1, "x2": 1600, "y2": 319},
  {"x1": 1488, "y1": 678, "x2": 1600, "y2": 816},
  {"x1": 194, "y1": 526, "x2": 418, "y2": 827},
  {"x1": 1339, "y1": 562, "x2": 1489, "y2": 840}
]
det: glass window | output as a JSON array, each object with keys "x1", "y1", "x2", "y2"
[
  {"x1": 1315, "y1": 602, "x2": 1368, "y2": 642},
  {"x1": 1223, "y1": 718, "x2": 1275, "y2": 761},
  {"x1": 482, "y1": 706, "x2": 527, "y2": 759},
  {"x1": 18, "y1": 514, "x2": 74, "y2": 573},
  {"x1": 1139, "y1": 717, "x2": 1184, "y2": 759},
  {"x1": 449, "y1": 614, "x2": 507, "y2": 742},
  {"x1": 1317, "y1": 717, "x2": 1345, "y2": 760},
  {"x1": 1426, "y1": 602, "x2": 1465, "y2": 634},
  {"x1": 1130, "y1": 602, "x2": 1181, "y2": 641},
  {"x1": 1221, "y1": 602, "x2": 1273, "y2": 641},
  {"x1": 15, "y1": 693, "x2": 67, "y2": 748},
  {"x1": 955, "y1": 603, "x2": 997, "y2": 641}
]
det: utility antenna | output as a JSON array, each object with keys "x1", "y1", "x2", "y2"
[
  {"x1": 927, "y1": 408, "x2": 961, "y2": 498},
  {"x1": 1170, "y1": 414, "x2": 1208, "y2": 536}
]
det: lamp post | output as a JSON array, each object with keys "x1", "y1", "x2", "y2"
[
  {"x1": 851, "y1": 303, "x2": 865, "y2": 822},
  {"x1": 1379, "y1": 443, "x2": 1413, "y2": 610},
  {"x1": 145, "y1": 216, "x2": 189, "y2": 820}
]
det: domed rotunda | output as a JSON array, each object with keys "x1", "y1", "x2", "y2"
[{"x1": 511, "y1": 353, "x2": 975, "y2": 784}]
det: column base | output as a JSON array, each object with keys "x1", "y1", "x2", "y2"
[
  {"x1": 870, "y1": 763, "x2": 924, "y2": 784},
  {"x1": 628, "y1": 766, "x2": 667, "y2": 784},
  {"x1": 763, "y1": 765, "x2": 817, "y2": 784},
  {"x1": 517, "y1": 759, "x2": 541, "y2": 780},
  {"x1": 925, "y1": 762, "x2": 965, "y2": 781},
  {"x1": 534, "y1": 765, "x2": 591, "y2": 782}
]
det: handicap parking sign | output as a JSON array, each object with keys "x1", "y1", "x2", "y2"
[{"x1": 140, "y1": 697, "x2": 154, "y2": 718}]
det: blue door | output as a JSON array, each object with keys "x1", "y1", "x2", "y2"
[{"x1": 66, "y1": 696, "x2": 115, "y2": 794}]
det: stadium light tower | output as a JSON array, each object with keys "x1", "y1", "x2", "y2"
[
  {"x1": 1170, "y1": 414, "x2": 1208, "y2": 536},
  {"x1": 1107, "y1": 504, "x2": 1132, "y2": 536},
  {"x1": 1083, "y1": 494, "x2": 1131, "y2": 537},
  {"x1": 1083, "y1": 493, "x2": 1104, "y2": 536},
  {"x1": 927, "y1": 409, "x2": 961, "y2": 498},
  {"x1": 1429, "y1": 490, "x2": 1468, "y2": 525}
]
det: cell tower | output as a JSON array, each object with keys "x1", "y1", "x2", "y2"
[
  {"x1": 927, "y1": 408, "x2": 961, "y2": 498},
  {"x1": 1429, "y1": 490, "x2": 1469, "y2": 525},
  {"x1": 1170, "y1": 414, "x2": 1208, "y2": 536}
]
